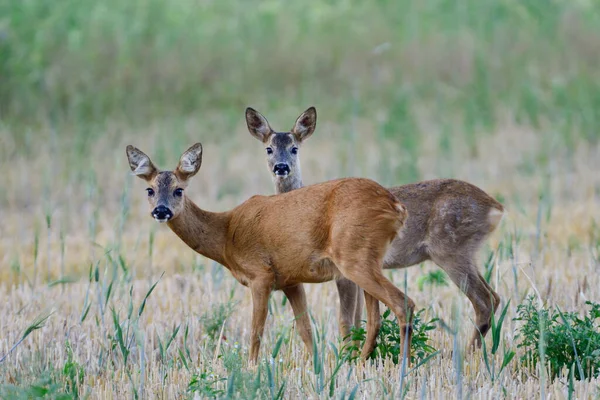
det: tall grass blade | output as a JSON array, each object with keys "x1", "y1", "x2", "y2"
[{"x1": 138, "y1": 272, "x2": 164, "y2": 317}]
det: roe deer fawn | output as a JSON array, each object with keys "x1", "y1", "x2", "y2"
[
  {"x1": 246, "y1": 107, "x2": 504, "y2": 352},
  {"x1": 126, "y1": 143, "x2": 414, "y2": 364}
]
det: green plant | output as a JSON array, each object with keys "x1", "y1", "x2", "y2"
[
  {"x1": 310, "y1": 317, "x2": 353, "y2": 397},
  {"x1": 187, "y1": 370, "x2": 225, "y2": 398},
  {"x1": 515, "y1": 296, "x2": 600, "y2": 380},
  {"x1": 342, "y1": 308, "x2": 439, "y2": 366},
  {"x1": 480, "y1": 301, "x2": 515, "y2": 382},
  {"x1": 416, "y1": 270, "x2": 449, "y2": 292},
  {"x1": 199, "y1": 300, "x2": 237, "y2": 342},
  {"x1": 62, "y1": 341, "x2": 85, "y2": 398},
  {"x1": 210, "y1": 344, "x2": 286, "y2": 399},
  {"x1": 0, "y1": 373, "x2": 73, "y2": 400}
]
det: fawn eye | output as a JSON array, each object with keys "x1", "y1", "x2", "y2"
[
  {"x1": 291, "y1": 147, "x2": 298, "y2": 155},
  {"x1": 266, "y1": 147, "x2": 273, "y2": 155},
  {"x1": 146, "y1": 188, "x2": 155, "y2": 197},
  {"x1": 174, "y1": 188, "x2": 184, "y2": 197}
]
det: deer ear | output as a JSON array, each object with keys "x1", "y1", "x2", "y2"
[
  {"x1": 176, "y1": 143, "x2": 203, "y2": 181},
  {"x1": 291, "y1": 106, "x2": 317, "y2": 142},
  {"x1": 246, "y1": 107, "x2": 273, "y2": 143},
  {"x1": 126, "y1": 145, "x2": 158, "y2": 181}
]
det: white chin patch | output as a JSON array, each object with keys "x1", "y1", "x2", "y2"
[{"x1": 154, "y1": 217, "x2": 169, "y2": 223}]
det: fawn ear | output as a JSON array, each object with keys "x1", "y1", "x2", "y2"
[
  {"x1": 246, "y1": 107, "x2": 273, "y2": 143},
  {"x1": 291, "y1": 106, "x2": 317, "y2": 142},
  {"x1": 176, "y1": 143, "x2": 203, "y2": 181},
  {"x1": 126, "y1": 145, "x2": 158, "y2": 181}
]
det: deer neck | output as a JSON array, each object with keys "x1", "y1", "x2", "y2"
[
  {"x1": 167, "y1": 197, "x2": 230, "y2": 267},
  {"x1": 273, "y1": 171, "x2": 303, "y2": 194}
]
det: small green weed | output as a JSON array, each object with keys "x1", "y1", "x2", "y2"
[
  {"x1": 0, "y1": 367, "x2": 72, "y2": 400},
  {"x1": 199, "y1": 300, "x2": 237, "y2": 342},
  {"x1": 63, "y1": 341, "x2": 85, "y2": 398},
  {"x1": 342, "y1": 308, "x2": 439, "y2": 366},
  {"x1": 187, "y1": 370, "x2": 225, "y2": 398},
  {"x1": 515, "y1": 296, "x2": 600, "y2": 380},
  {"x1": 481, "y1": 301, "x2": 515, "y2": 382},
  {"x1": 416, "y1": 270, "x2": 449, "y2": 292}
]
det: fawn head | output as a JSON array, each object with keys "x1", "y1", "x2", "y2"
[
  {"x1": 246, "y1": 107, "x2": 316, "y2": 180},
  {"x1": 126, "y1": 143, "x2": 203, "y2": 222}
]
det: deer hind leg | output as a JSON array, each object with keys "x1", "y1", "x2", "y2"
[
  {"x1": 433, "y1": 255, "x2": 501, "y2": 349},
  {"x1": 282, "y1": 284, "x2": 314, "y2": 355},
  {"x1": 336, "y1": 260, "x2": 415, "y2": 363},
  {"x1": 361, "y1": 292, "x2": 381, "y2": 359},
  {"x1": 335, "y1": 278, "x2": 360, "y2": 342}
]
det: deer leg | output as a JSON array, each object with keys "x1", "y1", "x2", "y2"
[
  {"x1": 361, "y1": 292, "x2": 381, "y2": 359},
  {"x1": 434, "y1": 255, "x2": 501, "y2": 349},
  {"x1": 282, "y1": 284, "x2": 314, "y2": 355},
  {"x1": 354, "y1": 286, "x2": 364, "y2": 330},
  {"x1": 249, "y1": 282, "x2": 272, "y2": 364},
  {"x1": 338, "y1": 263, "x2": 415, "y2": 364},
  {"x1": 335, "y1": 278, "x2": 359, "y2": 341},
  {"x1": 353, "y1": 286, "x2": 365, "y2": 352},
  {"x1": 480, "y1": 275, "x2": 501, "y2": 314}
]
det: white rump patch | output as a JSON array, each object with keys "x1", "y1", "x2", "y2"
[
  {"x1": 487, "y1": 208, "x2": 505, "y2": 231},
  {"x1": 395, "y1": 202, "x2": 407, "y2": 215},
  {"x1": 393, "y1": 202, "x2": 408, "y2": 237}
]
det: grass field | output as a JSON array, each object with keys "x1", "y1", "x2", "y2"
[{"x1": 1, "y1": 0, "x2": 600, "y2": 398}]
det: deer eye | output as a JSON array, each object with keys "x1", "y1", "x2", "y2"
[
  {"x1": 266, "y1": 147, "x2": 273, "y2": 155},
  {"x1": 146, "y1": 188, "x2": 155, "y2": 197},
  {"x1": 174, "y1": 188, "x2": 184, "y2": 197},
  {"x1": 291, "y1": 147, "x2": 298, "y2": 155}
]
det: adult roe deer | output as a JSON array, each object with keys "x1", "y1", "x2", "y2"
[
  {"x1": 246, "y1": 107, "x2": 504, "y2": 352},
  {"x1": 126, "y1": 143, "x2": 414, "y2": 364}
]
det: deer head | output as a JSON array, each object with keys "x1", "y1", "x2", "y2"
[
  {"x1": 126, "y1": 143, "x2": 203, "y2": 222},
  {"x1": 246, "y1": 107, "x2": 316, "y2": 182}
]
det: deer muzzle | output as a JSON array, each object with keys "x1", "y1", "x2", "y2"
[
  {"x1": 273, "y1": 163, "x2": 290, "y2": 177},
  {"x1": 152, "y1": 205, "x2": 173, "y2": 222}
]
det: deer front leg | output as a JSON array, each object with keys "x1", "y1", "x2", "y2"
[
  {"x1": 249, "y1": 282, "x2": 272, "y2": 365},
  {"x1": 282, "y1": 284, "x2": 314, "y2": 355}
]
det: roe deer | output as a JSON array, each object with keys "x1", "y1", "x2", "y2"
[
  {"x1": 126, "y1": 143, "x2": 414, "y2": 364},
  {"x1": 246, "y1": 107, "x2": 504, "y2": 352}
]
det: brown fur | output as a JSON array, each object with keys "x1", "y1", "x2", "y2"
[
  {"x1": 246, "y1": 107, "x2": 505, "y2": 351},
  {"x1": 126, "y1": 143, "x2": 414, "y2": 364}
]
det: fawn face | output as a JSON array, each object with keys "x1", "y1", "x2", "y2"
[
  {"x1": 246, "y1": 107, "x2": 316, "y2": 181},
  {"x1": 126, "y1": 143, "x2": 202, "y2": 222}
]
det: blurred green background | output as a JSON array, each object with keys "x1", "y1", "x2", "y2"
[{"x1": 3, "y1": 0, "x2": 600, "y2": 145}]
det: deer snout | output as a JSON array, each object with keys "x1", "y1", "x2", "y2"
[
  {"x1": 152, "y1": 205, "x2": 173, "y2": 222},
  {"x1": 273, "y1": 163, "x2": 290, "y2": 177}
]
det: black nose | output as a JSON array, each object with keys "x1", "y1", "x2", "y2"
[
  {"x1": 152, "y1": 205, "x2": 173, "y2": 221},
  {"x1": 273, "y1": 163, "x2": 290, "y2": 176}
]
